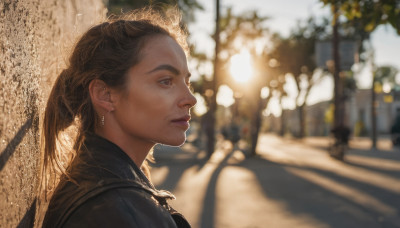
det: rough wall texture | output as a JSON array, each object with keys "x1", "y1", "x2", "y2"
[{"x1": 0, "y1": 0, "x2": 106, "y2": 227}]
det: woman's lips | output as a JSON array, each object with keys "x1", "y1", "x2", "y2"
[{"x1": 171, "y1": 115, "x2": 191, "y2": 129}]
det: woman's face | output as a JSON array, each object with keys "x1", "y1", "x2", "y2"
[{"x1": 111, "y1": 35, "x2": 197, "y2": 147}]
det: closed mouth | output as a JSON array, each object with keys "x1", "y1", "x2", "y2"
[{"x1": 172, "y1": 115, "x2": 191, "y2": 122}]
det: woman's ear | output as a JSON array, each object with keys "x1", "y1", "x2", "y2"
[{"x1": 89, "y1": 79, "x2": 115, "y2": 112}]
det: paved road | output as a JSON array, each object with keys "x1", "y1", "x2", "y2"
[{"x1": 150, "y1": 134, "x2": 400, "y2": 228}]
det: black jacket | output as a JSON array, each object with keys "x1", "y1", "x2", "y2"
[{"x1": 42, "y1": 133, "x2": 190, "y2": 228}]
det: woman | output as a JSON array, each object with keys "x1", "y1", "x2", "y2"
[{"x1": 41, "y1": 8, "x2": 196, "y2": 228}]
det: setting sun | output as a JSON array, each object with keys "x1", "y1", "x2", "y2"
[{"x1": 229, "y1": 49, "x2": 254, "y2": 83}]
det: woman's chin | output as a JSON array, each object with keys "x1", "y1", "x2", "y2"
[{"x1": 161, "y1": 136, "x2": 186, "y2": 147}]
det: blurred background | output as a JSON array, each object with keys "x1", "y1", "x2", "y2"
[
  {"x1": 106, "y1": 0, "x2": 400, "y2": 155},
  {"x1": 1, "y1": 0, "x2": 400, "y2": 227},
  {"x1": 106, "y1": 1, "x2": 400, "y2": 227}
]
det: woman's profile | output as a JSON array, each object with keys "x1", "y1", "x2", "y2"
[{"x1": 40, "y1": 7, "x2": 196, "y2": 228}]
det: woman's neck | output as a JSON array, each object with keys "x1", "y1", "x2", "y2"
[{"x1": 95, "y1": 129, "x2": 154, "y2": 168}]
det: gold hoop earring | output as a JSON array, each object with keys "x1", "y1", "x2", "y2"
[{"x1": 101, "y1": 115, "x2": 105, "y2": 126}]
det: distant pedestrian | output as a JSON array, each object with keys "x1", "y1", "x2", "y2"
[
  {"x1": 221, "y1": 122, "x2": 241, "y2": 144},
  {"x1": 40, "y1": 7, "x2": 195, "y2": 228}
]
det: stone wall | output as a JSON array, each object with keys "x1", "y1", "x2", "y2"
[{"x1": 0, "y1": 0, "x2": 106, "y2": 227}]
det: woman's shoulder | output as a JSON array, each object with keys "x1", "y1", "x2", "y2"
[
  {"x1": 43, "y1": 180, "x2": 178, "y2": 228},
  {"x1": 62, "y1": 187, "x2": 178, "y2": 228}
]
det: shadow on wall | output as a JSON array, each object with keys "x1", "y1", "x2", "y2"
[
  {"x1": 17, "y1": 199, "x2": 37, "y2": 228},
  {"x1": 0, "y1": 118, "x2": 32, "y2": 171},
  {"x1": 0, "y1": 118, "x2": 36, "y2": 227}
]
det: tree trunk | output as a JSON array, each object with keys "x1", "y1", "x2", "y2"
[
  {"x1": 207, "y1": 0, "x2": 221, "y2": 158},
  {"x1": 205, "y1": 111, "x2": 215, "y2": 158},
  {"x1": 250, "y1": 97, "x2": 263, "y2": 156},
  {"x1": 280, "y1": 109, "x2": 285, "y2": 136},
  {"x1": 299, "y1": 84, "x2": 313, "y2": 138},
  {"x1": 370, "y1": 49, "x2": 377, "y2": 149},
  {"x1": 332, "y1": 3, "x2": 344, "y2": 130},
  {"x1": 279, "y1": 96, "x2": 285, "y2": 136},
  {"x1": 371, "y1": 71, "x2": 377, "y2": 149},
  {"x1": 298, "y1": 104, "x2": 305, "y2": 138}
]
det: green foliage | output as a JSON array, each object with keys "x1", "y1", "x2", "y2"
[
  {"x1": 375, "y1": 65, "x2": 398, "y2": 82},
  {"x1": 320, "y1": 0, "x2": 400, "y2": 34},
  {"x1": 374, "y1": 65, "x2": 399, "y2": 91}
]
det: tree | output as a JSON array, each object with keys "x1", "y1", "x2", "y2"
[
  {"x1": 211, "y1": 8, "x2": 273, "y2": 156},
  {"x1": 374, "y1": 65, "x2": 399, "y2": 92},
  {"x1": 269, "y1": 18, "x2": 329, "y2": 138}
]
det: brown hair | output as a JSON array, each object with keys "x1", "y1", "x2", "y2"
[{"x1": 40, "y1": 8, "x2": 188, "y2": 195}]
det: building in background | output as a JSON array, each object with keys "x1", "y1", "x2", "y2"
[{"x1": 265, "y1": 89, "x2": 400, "y2": 138}]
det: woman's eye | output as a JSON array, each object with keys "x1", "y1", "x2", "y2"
[{"x1": 159, "y1": 78, "x2": 172, "y2": 86}]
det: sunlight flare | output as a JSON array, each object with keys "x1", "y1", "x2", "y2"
[
  {"x1": 217, "y1": 85, "x2": 235, "y2": 107},
  {"x1": 229, "y1": 49, "x2": 254, "y2": 83}
]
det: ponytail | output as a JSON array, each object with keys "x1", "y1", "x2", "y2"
[{"x1": 41, "y1": 69, "x2": 77, "y2": 194}]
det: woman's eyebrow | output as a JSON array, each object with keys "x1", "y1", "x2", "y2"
[{"x1": 146, "y1": 64, "x2": 180, "y2": 75}]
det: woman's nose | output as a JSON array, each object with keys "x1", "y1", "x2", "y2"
[{"x1": 179, "y1": 86, "x2": 197, "y2": 109}]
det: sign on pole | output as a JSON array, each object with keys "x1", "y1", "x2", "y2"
[{"x1": 316, "y1": 40, "x2": 357, "y2": 71}]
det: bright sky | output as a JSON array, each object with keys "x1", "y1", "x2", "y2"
[{"x1": 189, "y1": 0, "x2": 400, "y2": 116}]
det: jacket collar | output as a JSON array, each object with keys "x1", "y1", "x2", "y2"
[{"x1": 79, "y1": 132, "x2": 175, "y2": 199}]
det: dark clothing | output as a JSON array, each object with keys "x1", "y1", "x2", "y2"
[{"x1": 42, "y1": 133, "x2": 190, "y2": 228}]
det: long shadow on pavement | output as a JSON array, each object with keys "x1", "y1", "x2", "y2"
[
  {"x1": 307, "y1": 141, "x2": 400, "y2": 177},
  {"x1": 344, "y1": 158, "x2": 400, "y2": 177},
  {"x1": 199, "y1": 150, "x2": 235, "y2": 228},
  {"x1": 150, "y1": 144, "x2": 203, "y2": 191},
  {"x1": 151, "y1": 143, "x2": 236, "y2": 228},
  {"x1": 347, "y1": 147, "x2": 400, "y2": 160},
  {"x1": 233, "y1": 156, "x2": 400, "y2": 228},
  {"x1": 151, "y1": 138, "x2": 400, "y2": 228}
]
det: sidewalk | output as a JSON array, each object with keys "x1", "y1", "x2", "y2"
[{"x1": 151, "y1": 134, "x2": 400, "y2": 228}]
